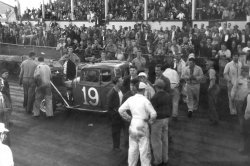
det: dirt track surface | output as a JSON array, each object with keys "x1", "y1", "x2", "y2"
[{"x1": 8, "y1": 81, "x2": 250, "y2": 166}]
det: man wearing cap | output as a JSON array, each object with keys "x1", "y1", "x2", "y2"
[
  {"x1": 151, "y1": 79, "x2": 172, "y2": 166},
  {"x1": 163, "y1": 64, "x2": 180, "y2": 119},
  {"x1": 224, "y1": 53, "x2": 242, "y2": 115},
  {"x1": 19, "y1": 51, "x2": 37, "y2": 114},
  {"x1": 138, "y1": 72, "x2": 155, "y2": 100},
  {"x1": 182, "y1": 57, "x2": 204, "y2": 117},
  {"x1": 118, "y1": 81, "x2": 157, "y2": 166},
  {"x1": 132, "y1": 49, "x2": 146, "y2": 72},
  {"x1": 33, "y1": 57, "x2": 53, "y2": 118},
  {"x1": 0, "y1": 123, "x2": 14, "y2": 166}
]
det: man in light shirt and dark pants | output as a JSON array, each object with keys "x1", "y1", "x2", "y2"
[
  {"x1": 19, "y1": 51, "x2": 37, "y2": 114},
  {"x1": 33, "y1": 57, "x2": 53, "y2": 118},
  {"x1": 119, "y1": 82, "x2": 157, "y2": 166},
  {"x1": 163, "y1": 64, "x2": 180, "y2": 120}
]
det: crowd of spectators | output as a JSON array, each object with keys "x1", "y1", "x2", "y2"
[
  {"x1": 21, "y1": 0, "x2": 104, "y2": 22},
  {"x1": 20, "y1": 0, "x2": 250, "y2": 21},
  {"x1": 196, "y1": 0, "x2": 250, "y2": 20},
  {"x1": 1, "y1": 20, "x2": 250, "y2": 66},
  {"x1": 20, "y1": 0, "x2": 193, "y2": 21}
]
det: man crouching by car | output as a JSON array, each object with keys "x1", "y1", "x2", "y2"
[{"x1": 33, "y1": 57, "x2": 53, "y2": 118}]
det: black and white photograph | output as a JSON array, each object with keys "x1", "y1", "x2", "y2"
[{"x1": 0, "y1": 0, "x2": 250, "y2": 166}]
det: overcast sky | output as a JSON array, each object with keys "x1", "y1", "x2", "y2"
[{"x1": 1, "y1": 0, "x2": 52, "y2": 14}]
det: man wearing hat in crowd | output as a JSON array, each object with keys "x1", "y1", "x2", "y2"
[
  {"x1": 0, "y1": 123, "x2": 14, "y2": 166},
  {"x1": 19, "y1": 51, "x2": 37, "y2": 114},
  {"x1": 150, "y1": 79, "x2": 172, "y2": 166},
  {"x1": 138, "y1": 72, "x2": 155, "y2": 100},
  {"x1": 132, "y1": 48, "x2": 146, "y2": 72},
  {"x1": 118, "y1": 81, "x2": 157, "y2": 166},
  {"x1": 182, "y1": 56, "x2": 204, "y2": 118},
  {"x1": 224, "y1": 53, "x2": 242, "y2": 115}
]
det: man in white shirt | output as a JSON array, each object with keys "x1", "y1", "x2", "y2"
[
  {"x1": 163, "y1": 65, "x2": 180, "y2": 119},
  {"x1": 224, "y1": 53, "x2": 242, "y2": 115},
  {"x1": 0, "y1": 123, "x2": 14, "y2": 166},
  {"x1": 33, "y1": 57, "x2": 53, "y2": 117},
  {"x1": 239, "y1": 76, "x2": 250, "y2": 155},
  {"x1": 119, "y1": 82, "x2": 157, "y2": 166}
]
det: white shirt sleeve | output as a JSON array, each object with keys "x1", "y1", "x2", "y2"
[
  {"x1": 118, "y1": 99, "x2": 132, "y2": 121},
  {"x1": 245, "y1": 94, "x2": 250, "y2": 120}
]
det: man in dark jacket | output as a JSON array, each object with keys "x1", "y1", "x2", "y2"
[
  {"x1": 123, "y1": 65, "x2": 138, "y2": 93},
  {"x1": 107, "y1": 76, "x2": 124, "y2": 151},
  {"x1": 154, "y1": 64, "x2": 171, "y2": 93},
  {"x1": 150, "y1": 79, "x2": 172, "y2": 166}
]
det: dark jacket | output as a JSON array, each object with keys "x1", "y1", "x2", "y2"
[
  {"x1": 107, "y1": 88, "x2": 123, "y2": 125},
  {"x1": 156, "y1": 74, "x2": 171, "y2": 93},
  {"x1": 151, "y1": 90, "x2": 172, "y2": 119}
]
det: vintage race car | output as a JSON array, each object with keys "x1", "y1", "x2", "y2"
[{"x1": 50, "y1": 60, "x2": 130, "y2": 113}]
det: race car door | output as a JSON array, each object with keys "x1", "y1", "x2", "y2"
[
  {"x1": 72, "y1": 68, "x2": 103, "y2": 111},
  {"x1": 99, "y1": 68, "x2": 113, "y2": 111}
]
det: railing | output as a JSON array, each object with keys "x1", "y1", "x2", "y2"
[{"x1": 0, "y1": 43, "x2": 60, "y2": 60}]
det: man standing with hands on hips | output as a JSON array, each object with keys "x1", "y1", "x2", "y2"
[{"x1": 119, "y1": 81, "x2": 157, "y2": 166}]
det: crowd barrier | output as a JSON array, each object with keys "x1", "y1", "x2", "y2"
[
  {"x1": 22, "y1": 20, "x2": 248, "y2": 30},
  {"x1": 0, "y1": 43, "x2": 60, "y2": 60}
]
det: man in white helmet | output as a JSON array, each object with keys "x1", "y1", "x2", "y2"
[{"x1": 119, "y1": 81, "x2": 157, "y2": 166}]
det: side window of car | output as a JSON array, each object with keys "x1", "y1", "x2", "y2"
[
  {"x1": 101, "y1": 69, "x2": 111, "y2": 82},
  {"x1": 81, "y1": 69, "x2": 100, "y2": 82}
]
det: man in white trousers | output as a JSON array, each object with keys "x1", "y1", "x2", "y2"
[{"x1": 118, "y1": 82, "x2": 157, "y2": 166}]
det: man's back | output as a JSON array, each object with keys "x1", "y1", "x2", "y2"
[
  {"x1": 20, "y1": 59, "x2": 37, "y2": 78},
  {"x1": 34, "y1": 63, "x2": 51, "y2": 86}
]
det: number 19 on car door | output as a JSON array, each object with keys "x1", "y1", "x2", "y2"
[{"x1": 82, "y1": 86, "x2": 100, "y2": 106}]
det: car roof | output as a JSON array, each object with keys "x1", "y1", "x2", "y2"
[{"x1": 81, "y1": 60, "x2": 129, "y2": 70}]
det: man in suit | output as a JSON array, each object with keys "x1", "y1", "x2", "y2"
[{"x1": 107, "y1": 76, "x2": 124, "y2": 151}]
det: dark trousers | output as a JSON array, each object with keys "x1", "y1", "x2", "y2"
[
  {"x1": 112, "y1": 123, "x2": 124, "y2": 149},
  {"x1": 208, "y1": 85, "x2": 220, "y2": 123},
  {"x1": 22, "y1": 78, "x2": 36, "y2": 113},
  {"x1": 243, "y1": 119, "x2": 250, "y2": 152}
]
